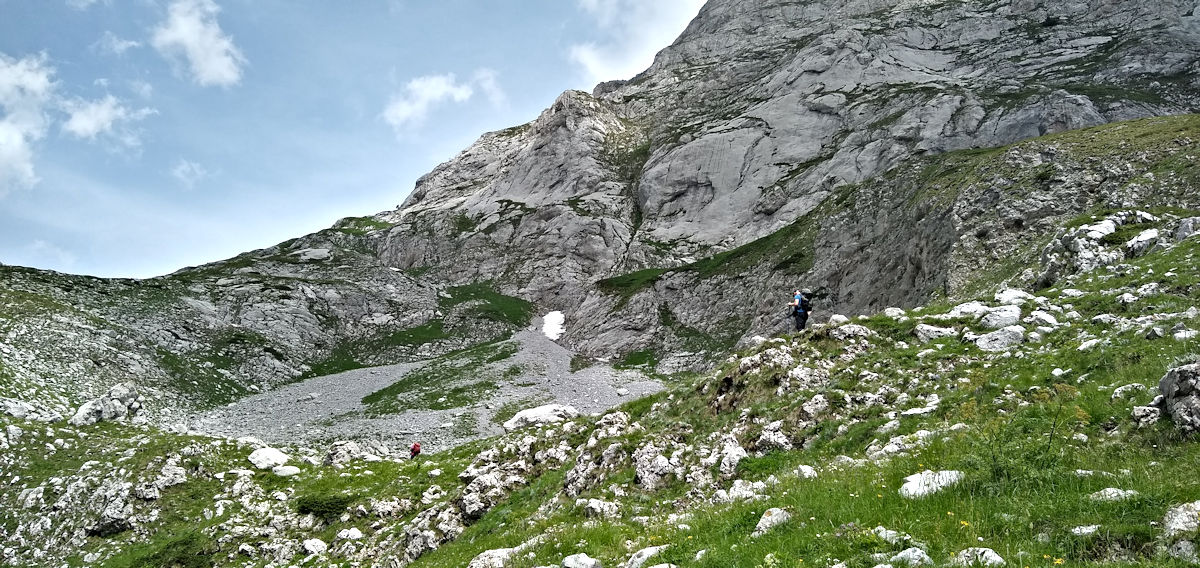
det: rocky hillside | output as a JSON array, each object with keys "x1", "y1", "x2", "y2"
[
  {"x1": 3, "y1": 205, "x2": 1200, "y2": 567},
  {"x1": 0, "y1": 218, "x2": 536, "y2": 420}
]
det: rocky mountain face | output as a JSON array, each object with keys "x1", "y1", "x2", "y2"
[{"x1": 376, "y1": 0, "x2": 1200, "y2": 365}]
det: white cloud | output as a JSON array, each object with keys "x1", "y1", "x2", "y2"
[
  {"x1": 382, "y1": 73, "x2": 474, "y2": 132},
  {"x1": 66, "y1": 0, "x2": 106, "y2": 10},
  {"x1": 95, "y1": 31, "x2": 142, "y2": 56},
  {"x1": 569, "y1": 0, "x2": 705, "y2": 86},
  {"x1": 61, "y1": 95, "x2": 156, "y2": 146},
  {"x1": 380, "y1": 70, "x2": 508, "y2": 134},
  {"x1": 152, "y1": 0, "x2": 247, "y2": 87},
  {"x1": 473, "y1": 68, "x2": 507, "y2": 108},
  {"x1": 129, "y1": 80, "x2": 154, "y2": 99},
  {"x1": 24, "y1": 240, "x2": 77, "y2": 269},
  {"x1": 0, "y1": 53, "x2": 56, "y2": 194},
  {"x1": 171, "y1": 158, "x2": 208, "y2": 188}
]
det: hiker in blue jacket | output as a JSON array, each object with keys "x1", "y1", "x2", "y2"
[{"x1": 790, "y1": 288, "x2": 813, "y2": 331}]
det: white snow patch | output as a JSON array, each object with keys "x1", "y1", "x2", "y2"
[{"x1": 542, "y1": 311, "x2": 566, "y2": 340}]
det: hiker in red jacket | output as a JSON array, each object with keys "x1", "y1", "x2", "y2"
[{"x1": 410, "y1": 442, "x2": 421, "y2": 459}]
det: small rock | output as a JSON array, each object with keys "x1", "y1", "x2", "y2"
[
  {"x1": 982, "y1": 305, "x2": 1021, "y2": 329},
  {"x1": 751, "y1": 507, "x2": 791, "y2": 537},
  {"x1": 1159, "y1": 363, "x2": 1200, "y2": 433},
  {"x1": 976, "y1": 326, "x2": 1024, "y2": 352},
  {"x1": 1071, "y1": 525, "x2": 1101, "y2": 536},
  {"x1": 302, "y1": 538, "x2": 327, "y2": 555},
  {"x1": 624, "y1": 545, "x2": 668, "y2": 568},
  {"x1": 890, "y1": 547, "x2": 933, "y2": 566},
  {"x1": 950, "y1": 548, "x2": 1005, "y2": 566},
  {"x1": 272, "y1": 465, "x2": 301, "y2": 477},
  {"x1": 1164, "y1": 501, "x2": 1200, "y2": 539},
  {"x1": 562, "y1": 553, "x2": 603, "y2": 568},
  {"x1": 1111, "y1": 383, "x2": 1147, "y2": 400},
  {"x1": 1089, "y1": 488, "x2": 1139, "y2": 502},
  {"x1": 995, "y1": 289, "x2": 1033, "y2": 305},
  {"x1": 503, "y1": 404, "x2": 580, "y2": 431},
  {"x1": 914, "y1": 324, "x2": 957, "y2": 343},
  {"x1": 248, "y1": 448, "x2": 289, "y2": 470},
  {"x1": 337, "y1": 527, "x2": 364, "y2": 540},
  {"x1": 899, "y1": 470, "x2": 963, "y2": 499},
  {"x1": 1132, "y1": 406, "x2": 1161, "y2": 428}
]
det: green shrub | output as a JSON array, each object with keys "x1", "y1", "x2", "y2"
[{"x1": 296, "y1": 493, "x2": 357, "y2": 522}]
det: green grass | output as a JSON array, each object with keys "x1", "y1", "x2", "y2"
[
  {"x1": 332, "y1": 216, "x2": 392, "y2": 236},
  {"x1": 384, "y1": 320, "x2": 452, "y2": 346},
  {"x1": 441, "y1": 282, "x2": 536, "y2": 327},
  {"x1": 615, "y1": 349, "x2": 659, "y2": 370},
  {"x1": 295, "y1": 492, "x2": 358, "y2": 522}
]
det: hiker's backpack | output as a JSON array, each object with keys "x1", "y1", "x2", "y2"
[{"x1": 799, "y1": 295, "x2": 813, "y2": 313}]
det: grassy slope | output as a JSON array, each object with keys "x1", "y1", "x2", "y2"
[{"x1": 410, "y1": 216, "x2": 1200, "y2": 568}]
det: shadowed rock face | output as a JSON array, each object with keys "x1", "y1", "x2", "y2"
[{"x1": 375, "y1": 0, "x2": 1200, "y2": 359}]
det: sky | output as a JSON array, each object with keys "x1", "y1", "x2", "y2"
[{"x1": 0, "y1": 0, "x2": 705, "y2": 278}]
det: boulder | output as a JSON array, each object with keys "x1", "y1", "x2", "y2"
[
  {"x1": 914, "y1": 324, "x2": 957, "y2": 343},
  {"x1": 633, "y1": 444, "x2": 675, "y2": 490},
  {"x1": 468, "y1": 548, "x2": 518, "y2": 568},
  {"x1": 1111, "y1": 383, "x2": 1147, "y2": 400},
  {"x1": 578, "y1": 498, "x2": 620, "y2": 519},
  {"x1": 503, "y1": 404, "x2": 580, "y2": 431},
  {"x1": 899, "y1": 470, "x2": 963, "y2": 499},
  {"x1": 950, "y1": 548, "x2": 1005, "y2": 566},
  {"x1": 1168, "y1": 540, "x2": 1199, "y2": 563},
  {"x1": 248, "y1": 448, "x2": 289, "y2": 470},
  {"x1": 337, "y1": 527, "x2": 364, "y2": 540},
  {"x1": 1159, "y1": 363, "x2": 1200, "y2": 433},
  {"x1": 302, "y1": 538, "x2": 327, "y2": 555},
  {"x1": 830, "y1": 324, "x2": 875, "y2": 341},
  {"x1": 1028, "y1": 310, "x2": 1058, "y2": 327},
  {"x1": 1125, "y1": 228, "x2": 1160, "y2": 257},
  {"x1": 563, "y1": 553, "x2": 602, "y2": 568},
  {"x1": 828, "y1": 314, "x2": 851, "y2": 325},
  {"x1": 714, "y1": 479, "x2": 768, "y2": 503},
  {"x1": 324, "y1": 440, "x2": 366, "y2": 466},
  {"x1": 1176, "y1": 217, "x2": 1200, "y2": 241},
  {"x1": 995, "y1": 289, "x2": 1033, "y2": 305},
  {"x1": 1164, "y1": 501, "x2": 1200, "y2": 539},
  {"x1": 624, "y1": 545, "x2": 668, "y2": 568},
  {"x1": 981, "y1": 305, "x2": 1021, "y2": 329},
  {"x1": 751, "y1": 507, "x2": 791, "y2": 537},
  {"x1": 976, "y1": 326, "x2": 1024, "y2": 352},
  {"x1": 2, "y1": 398, "x2": 61, "y2": 422},
  {"x1": 69, "y1": 383, "x2": 141, "y2": 426},
  {"x1": 891, "y1": 547, "x2": 933, "y2": 566},
  {"x1": 273, "y1": 465, "x2": 301, "y2": 477},
  {"x1": 947, "y1": 301, "x2": 991, "y2": 318},
  {"x1": 1132, "y1": 406, "x2": 1161, "y2": 428},
  {"x1": 755, "y1": 420, "x2": 792, "y2": 451}
]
